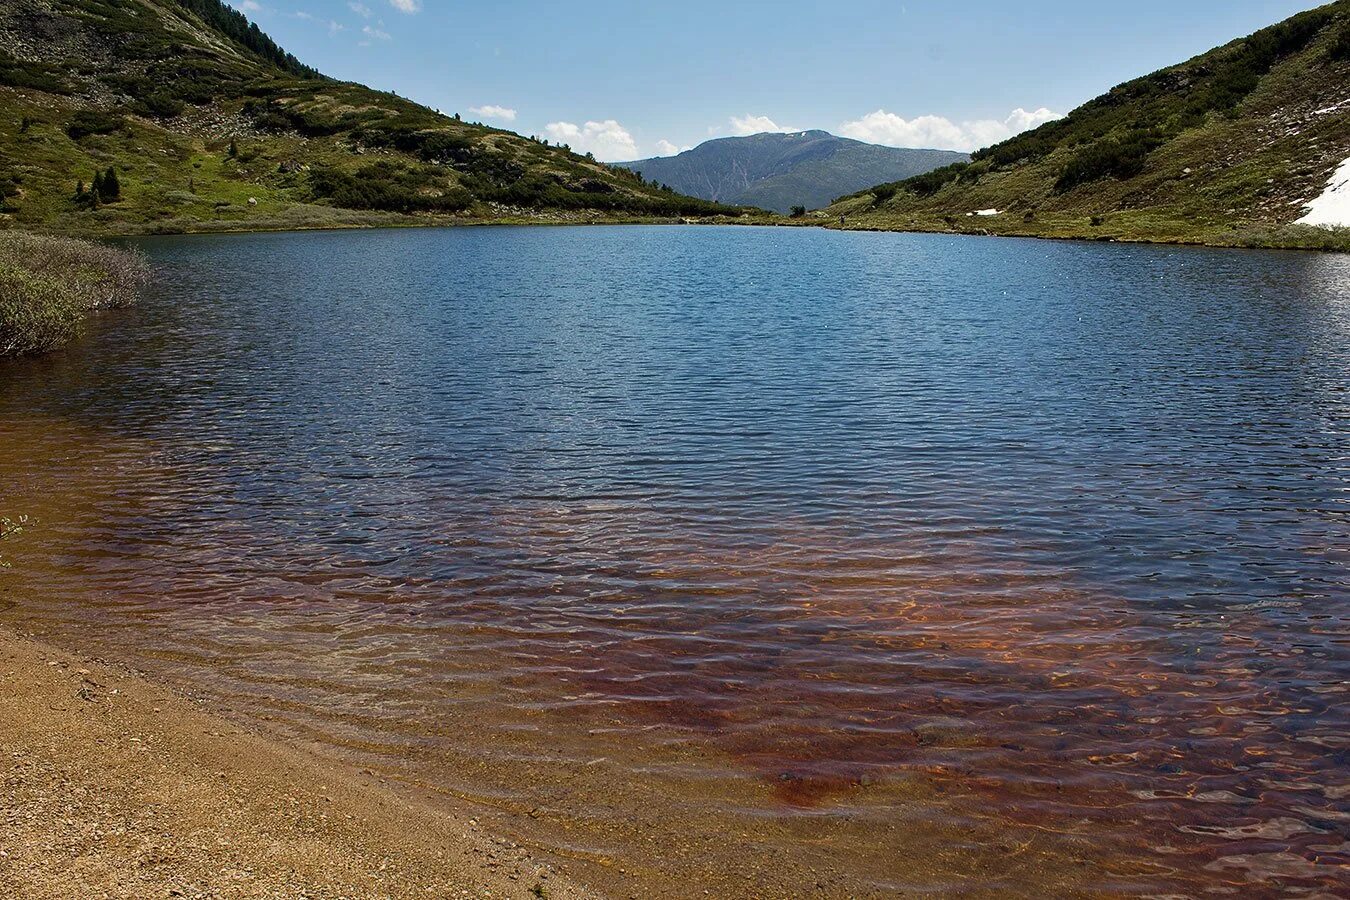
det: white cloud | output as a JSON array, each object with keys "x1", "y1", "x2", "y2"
[
  {"x1": 388, "y1": 0, "x2": 420, "y2": 12},
  {"x1": 838, "y1": 107, "x2": 1063, "y2": 153},
  {"x1": 544, "y1": 119, "x2": 640, "y2": 161},
  {"x1": 654, "y1": 139, "x2": 689, "y2": 157},
  {"x1": 348, "y1": 0, "x2": 372, "y2": 15},
  {"x1": 235, "y1": 0, "x2": 261, "y2": 11},
  {"x1": 362, "y1": 24, "x2": 391, "y2": 40},
  {"x1": 725, "y1": 114, "x2": 798, "y2": 136},
  {"x1": 469, "y1": 104, "x2": 517, "y2": 122}
]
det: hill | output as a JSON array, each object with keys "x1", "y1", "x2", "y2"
[
  {"x1": 0, "y1": 0, "x2": 745, "y2": 234},
  {"x1": 616, "y1": 131, "x2": 966, "y2": 213},
  {"x1": 827, "y1": 2, "x2": 1350, "y2": 249}
]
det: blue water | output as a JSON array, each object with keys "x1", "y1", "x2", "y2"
[{"x1": 1, "y1": 226, "x2": 1346, "y2": 895}]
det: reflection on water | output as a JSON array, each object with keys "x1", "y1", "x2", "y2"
[{"x1": 1, "y1": 226, "x2": 1347, "y2": 896}]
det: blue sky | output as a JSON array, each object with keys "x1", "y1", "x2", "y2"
[{"x1": 230, "y1": 0, "x2": 1324, "y2": 160}]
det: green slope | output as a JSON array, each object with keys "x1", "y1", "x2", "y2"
[
  {"x1": 0, "y1": 0, "x2": 747, "y2": 234},
  {"x1": 827, "y1": 2, "x2": 1350, "y2": 249}
]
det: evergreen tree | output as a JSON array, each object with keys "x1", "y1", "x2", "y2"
[
  {"x1": 227, "y1": 138, "x2": 238, "y2": 158},
  {"x1": 99, "y1": 167, "x2": 120, "y2": 201},
  {"x1": 91, "y1": 171, "x2": 104, "y2": 198}
]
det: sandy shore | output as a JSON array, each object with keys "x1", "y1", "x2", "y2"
[{"x1": 0, "y1": 626, "x2": 597, "y2": 900}]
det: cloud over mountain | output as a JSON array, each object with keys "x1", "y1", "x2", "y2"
[{"x1": 839, "y1": 107, "x2": 1062, "y2": 152}]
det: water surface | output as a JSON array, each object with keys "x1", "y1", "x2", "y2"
[{"x1": 1, "y1": 226, "x2": 1347, "y2": 896}]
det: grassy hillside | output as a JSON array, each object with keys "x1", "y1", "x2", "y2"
[
  {"x1": 0, "y1": 0, "x2": 747, "y2": 234},
  {"x1": 827, "y1": 2, "x2": 1350, "y2": 249},
  {"x1": 617, "y1": 131, "x2": 966, "y2": 213}
]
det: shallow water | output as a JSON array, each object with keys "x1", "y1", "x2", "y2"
[{"x1": 1, "y1": 226, "x2": 1347, "y2": 895}]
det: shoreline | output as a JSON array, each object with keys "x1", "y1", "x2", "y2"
[{"x1": 0, "y1": 624, "x2": 597, "y2": 900}]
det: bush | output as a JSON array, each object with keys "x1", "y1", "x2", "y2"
[
  {"x1": 0, "y1": 50, "x2": 70, "y2": 94},
  {"x1": 789, "y1": 205, "x2": 806, "y2": 218},
  {"x1": 1330, "y1": 21, "x2": 1350, "y2": 61},
  {"x1": 0, "y1": 265, "x2": 85, "y2": 356},
  {"x1": 137, "y1": 92, "x2": 187, "y2": 118},
  {"x1": 0, "y1": 233, "x2": 149, "y2": 356},
  {"x1": 900, "y1": 162, "x2": 971, "y2": 197},
  {"x1": 67, "y1": 110, "x2": 126, "y2": 140},
  {"x1": 1055, "y1": 129, "x2": 1165, "y2": 192},
  {"x1": 308, "y1": 162, "x2": 473, "y2": 213},
  {"x1": 0, "y1": 174, "x2": 18, "y2": 211}
]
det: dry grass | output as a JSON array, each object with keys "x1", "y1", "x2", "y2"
[{"x1": 0, "y1": 231, "x2": 149, "y2": 356}]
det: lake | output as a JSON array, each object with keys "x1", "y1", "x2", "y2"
[{"x1": 1, "y1": 225, "x2": 1346, "y2": 896}]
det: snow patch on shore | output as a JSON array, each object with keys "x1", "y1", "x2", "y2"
[{"x1": 1297, "y1": 157, "x2": 1350, "y2": 228}]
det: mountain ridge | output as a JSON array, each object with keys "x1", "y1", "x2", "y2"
[{"x1": 616, "y1": 131, "x2": 967, "y2": 213}]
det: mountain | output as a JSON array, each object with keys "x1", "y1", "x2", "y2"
[
  {"x1": 828, "y1": 2, "x2": 1350, "y2": 249},
  {"x1": 615, "y1": 131, "x2": 967, "y2": 214},
  {"x1": 0, "y1": 0, "x2": 743, "y2": 234}
]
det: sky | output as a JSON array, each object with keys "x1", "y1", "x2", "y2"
[{"x1": 229, "y1": 0, "x2": 1325, "y2": 161}]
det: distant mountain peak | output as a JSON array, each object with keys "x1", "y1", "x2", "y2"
[{"x1": 617, "y1": 131, "x2": 966, "y2": 213}]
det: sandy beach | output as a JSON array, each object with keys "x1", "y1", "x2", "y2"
[{"x1": 0, "y1": 626, "x2": 596, "y2": 900}]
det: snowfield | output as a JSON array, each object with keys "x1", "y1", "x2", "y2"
[{"x1": 1297, "y1": 157, "x2": 1350, "y2": 228}]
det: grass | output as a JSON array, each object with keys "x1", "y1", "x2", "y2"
[{"x1": 0, "y1": 231, "x2": 149, "y2": 356}]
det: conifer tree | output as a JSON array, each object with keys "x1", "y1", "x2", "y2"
[{"x1": 100, "y1": 166, "x2": 120, "y2": 201}]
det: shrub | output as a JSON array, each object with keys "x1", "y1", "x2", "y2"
[
  {"x1": 67, "y1": 110, "x2": 126, "y2": 140},
  {"x1": 0, "y1": 174, "x2": 18, "y2": 211},
  {"x1": 308, "y1": 162, "x2": 473, "y2": 213},
  {"x1": 137, "y1": 92, "x2": 187, "y2": 118},
  {"x1": 900, "y1": 162, "x2": 971, "y2": 197},
  {"x1": 0, "y1": 264, "x2": 85, "y2": 355},
  {"x1": 789, "y1": 205, "x2": 807, "y2": 218},
  {"x1": 1330, "y1": 21, "x2": 1350, "y2": 61},
  {"x1": 0, "y1": 233, "x2": 149, "y2": 355},
  {"x1": 1055, "y1": 129, "x2": 1165, "y2": 192},
  {"x1": 0, "y1": 50, "x2": 70, "y2": 94}
]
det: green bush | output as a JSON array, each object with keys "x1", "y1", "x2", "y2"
[
  {"x1": 1330, "y1": 21, "x2": 1350, "y2": 61},
  {"x1": 67, "y1": 110, "x2": 126, "y2": 140},
  {"x1": 308, "y1": 162, "x2": 474, "y2": 213},
  {"x1": 0, "y1": 232, "x2": 149, "y2": 356},
  {"x1": 900, "y1": 162, "x2": 972, "y2": 197},
  {"x1": 0, "y1": 50, "x2": 70, "y2": 94},
  {"x1": 1055, "y1": 130, "x2": 1165, "y2": 192},
  {"x1": 871, "y1": 184, "x2": 898, "y2": 205},
  {"x1": 0, "y1": 265, "x2": 85, "y2": 356}
]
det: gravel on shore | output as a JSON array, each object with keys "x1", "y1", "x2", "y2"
[{"x1": 0, "y1": 626, "x2": 597, "y2": 900}]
